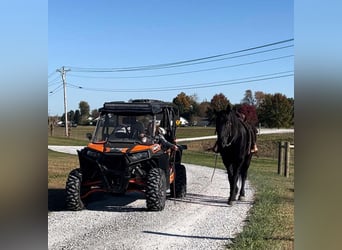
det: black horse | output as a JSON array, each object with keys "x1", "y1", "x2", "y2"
[{"x1": 215, "y1": 106, "x2": 256, "y2": 205}]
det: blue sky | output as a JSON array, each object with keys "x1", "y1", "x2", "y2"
[{"x1": 48, "y1": 1, "x2": 293, "y2": 116}]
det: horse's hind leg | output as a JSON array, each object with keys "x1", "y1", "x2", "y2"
[
  {"x1": 239, "y1": 156, "x2": 252, "y2": 201},
  {"x1": 238, "y1": 170, "x2": 247, "y2": 201}
]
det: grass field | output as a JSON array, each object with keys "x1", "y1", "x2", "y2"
[
  {"x1": 48, "y1": 126, "x2": 294, "y2": 249},
  {"x1": 230, "y1": 157, "x2": 294, "y2": 249}
]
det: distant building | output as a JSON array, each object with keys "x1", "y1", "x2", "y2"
[{"x1": 179, "y1": 117, "x2": 189, "y2": 126}]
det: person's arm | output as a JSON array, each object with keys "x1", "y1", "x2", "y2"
[{"x1": 157, "y1": 134, "x2": 178, "y2": 150}]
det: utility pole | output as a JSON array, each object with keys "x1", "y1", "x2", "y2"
[{"x1": 57, "y1": 66, "x2": 70, "y2": 137}]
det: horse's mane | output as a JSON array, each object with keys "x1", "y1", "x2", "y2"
[{"x1": 216, "y1": 107, "x2": 242, "y2": 148}]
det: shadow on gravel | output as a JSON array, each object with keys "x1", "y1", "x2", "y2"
[
  {"x1": 168, "y1": 192, "x2": 228, "y2": 208},
  {"x1": 169, "y1": 193, "x2": 253, "y2": 207},
  {"x1": 48, "y1": 189, "x2": 146, "y2": 212},
  {"x1": 85, "y1": 192, "x2": 146, "y2": 212},
  {"x1": 143, "y1": 230, "x2": 232, "y2": 241},
  {"x1": 48, "y1": 188, "x2": 66, "y2": 211}
]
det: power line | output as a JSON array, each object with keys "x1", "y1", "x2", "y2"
[
  {"x1": 67, "y1": 55, "x2": 293, "y2": 80},
  {"x1": 48, "y1": 77, "x2": 62, "y2": 86},
  {"x1": 66, "y1": 39, "x2": 293, "y2": 72},
  {"x1": 48, "y1": 71, "x2": 58, "y2": 78},
  {"x1": 48, "y1": 84, "x2": 63, "y2": 95},
  {"x1": 68, "y1": 45, "x2": 293, "y2": 79},
  {"x1": 67, "y1": 71, "x2": 294, "y2": 93}
]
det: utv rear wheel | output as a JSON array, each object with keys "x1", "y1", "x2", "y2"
[
  {"x1": 65, "y1": 168, "x2": 84, "y2": 211},
  {"x1": 146, "y1": 168, "x2": 167, "y2": 211},
  {"x1": 170, "y1": 164, "x2": 187, "y2": 198}
]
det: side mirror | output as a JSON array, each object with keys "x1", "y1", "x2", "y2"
[{"x1": 86, "y1": 133, "x2": 92, "y2": 141}]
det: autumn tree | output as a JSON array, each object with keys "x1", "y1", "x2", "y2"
[
  {"x1": 237, "y1": 104, "x2": 258, "y2": 126},
  {"x1": 207, "y1": 93, "x2": 230, "y2": 124},
  {"x1": 254, "y1": 91, "x2": 265, "y2": 108},
  {"x1": 172, "y1": 92, "x2": 198, "y2": 121}
]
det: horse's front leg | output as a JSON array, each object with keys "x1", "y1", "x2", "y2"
[
  {"x1": 228, "y1": 166, "x2": 240, "y2": 205},
  {"x1": 225, "y1": 164, "x2": 235, "y2": 205}
]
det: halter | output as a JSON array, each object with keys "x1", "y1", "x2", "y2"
[{"x1": 217, "y1": 113, "x2": 237, "y2": 149}]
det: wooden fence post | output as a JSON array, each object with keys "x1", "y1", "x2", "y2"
[
  {"x1": 278, "y1": 141, "x2": 283, "y2": 175},
  {"x1": 284, "y1": 141, "x2": 290, "y2": 177},
  {"x1": 50, "y1": 123, "x2": 54, "y2": 136}
]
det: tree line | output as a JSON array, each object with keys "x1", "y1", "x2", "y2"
[
  {"x1": 53, "y1": 90, "x2": 294, "y2": 128},
  {"x1": 172, "y1": 90, "x2": 293, "y2": 128}
]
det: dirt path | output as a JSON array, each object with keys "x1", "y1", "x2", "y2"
[{"x1": 48, "y1": 163, "x2": 254, "y2": 250}]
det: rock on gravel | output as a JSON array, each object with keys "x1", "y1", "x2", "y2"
[{"x1": 48, "y1": 163, "x2": 254, "y2": 250}]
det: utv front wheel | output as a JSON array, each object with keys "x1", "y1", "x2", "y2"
[
  {"x1": 65, "y1": 168, "x2": 84, "y2": 211},
  {"x1": 146, "y1": 168, "x2": 167, "y2": 211},
  {"x1": 170, "y1": 164, "x2": 187, "y2": 198}
]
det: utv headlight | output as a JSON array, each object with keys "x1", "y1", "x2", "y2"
[{"x1": 128, "y1": 151, "x2": 149, "y2": 162}]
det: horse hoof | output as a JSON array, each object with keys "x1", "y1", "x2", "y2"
[
  {"x1": 239, "y1": 196, "x2": 246, "y2": 201},
  {"x1": 227, "y1": 200, "x2": 235, "y2": 206}
]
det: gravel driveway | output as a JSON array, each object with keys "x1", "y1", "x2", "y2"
[{"x1": 48, "y1": 163, "x2": 254, "y2": 249}]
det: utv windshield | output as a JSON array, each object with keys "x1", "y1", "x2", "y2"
[{"x1": 92, "y1": 113, "x2": 157, "y2": 143}]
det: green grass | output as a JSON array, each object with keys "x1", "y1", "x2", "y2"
[
  {"x1": 176, "y1": 126, "x2": 216, "y2": 138},
  {"x1": 48, "y1": 136, "x2": 89, "y2": 146},
  {"x1": 182, "y1": 150, "x2": 226, "y2": 170},
  {"x1": 228, "y1": 157, "x2": 294, "y2": 249},
  {"x1": 48, "y1": 125, "x2": 94, "y2": 141},
  {"x1": 48, "y1": 150, "x2": 79, "y2": 188}
]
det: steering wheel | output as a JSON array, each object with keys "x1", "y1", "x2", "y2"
[{"x1": 110, "y1": 125, "x2": 130, "y2": 138}]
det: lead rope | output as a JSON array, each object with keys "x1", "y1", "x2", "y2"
[{"x1": 210, "y1": 153, "x2": 218, "y2": 182}]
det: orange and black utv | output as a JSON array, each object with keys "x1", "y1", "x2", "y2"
[{"x1": 65, "y1": 99, "x2": 187, "y2": 211}]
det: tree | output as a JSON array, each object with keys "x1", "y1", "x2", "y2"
[
  {"x1": 238, "y1": 104, "x2": 258, "y2": 126},
  {"x1": 74, "y1": 110, "x2": 80, "y2": 124},
  {"x1": 91, "y1": 109, "x2": 100, "y2": 118},
  {"x1": 254, "y1": 91, "x2": 265, "y2": 108},
  {"x1": 79, "y1": 101, "x2": 90, "y2": 125},
  {"x1": 172, "y1": 92, "x2": 194, "y2": 120},
  {"x1": 68, "y1": 110, "x2": 75, "y2": 123},
  {"x1": 197, "y1": 100, "x2": 210, "y2": 118},
  {"x1": 61, "y1": 113, "x2": 65, "y2": 122},
  {"x1": 287, "y1": 97, "x2": 294, "y2": 127},
  {"x1": 207, "y1": 93, "x2": 230, "y2": 124},
  {"x1": 257, "y1": 93, "x2": 293, "y2": 128}
]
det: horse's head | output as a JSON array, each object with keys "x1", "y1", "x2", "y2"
[{"x1": 215, "y1": 105, "x2": 237, "y2": 149}]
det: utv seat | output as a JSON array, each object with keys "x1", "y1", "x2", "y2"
[{"x1": 130, "y1": 121, "x2": 145, "y2": 139}]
